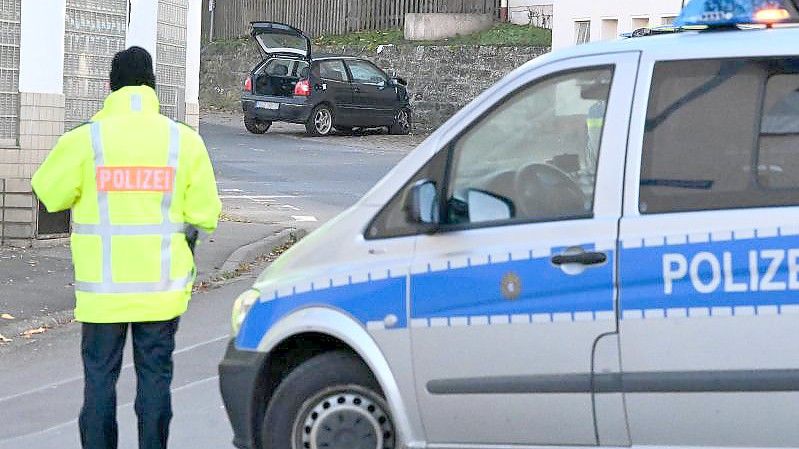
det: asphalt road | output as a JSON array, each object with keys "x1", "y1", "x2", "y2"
[
  {"x1": 201, "y1": 114, "x2": 418, "y2": 225},
  {"x1": 0, "y1": 278, "x2": 247, "y2": 449},
  {"x1": 0, "y1": 114, "x2": 419, "y2": 448}
]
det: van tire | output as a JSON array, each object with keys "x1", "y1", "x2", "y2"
[
  {"x1": 389, "y1": 108, "x2": 411, "y2": 135},
  {"x1": 261, "y1": 351, "x2": 397, "y2": 449},
  {"x1": 306, "y1": 104, "x2": 334, "y2": 136},
  {"x1": 245, "y1": 116, "x2": 271, "y2": 134}
]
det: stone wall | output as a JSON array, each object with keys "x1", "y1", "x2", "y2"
[{"x1": 200, "y1": 40, "x2": 550, "y2": 131}]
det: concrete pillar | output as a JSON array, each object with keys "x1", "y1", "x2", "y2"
[
  {"x1": 4, "y1": 0, "x2": 67, "y2": 245},
  {"x1": 126, "y1": 0, "x2": 159, "y2": 58},
  {"x1": 185, "y1": 0, "x2": 202, "y2": 130}
]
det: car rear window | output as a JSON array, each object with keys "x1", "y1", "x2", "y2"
[
  {"x1": 260, "y1": 58, "x2": 308, "y2": 77},
  {"x1": 639, "y1": 57, "x2": 799, "y2": 214}
]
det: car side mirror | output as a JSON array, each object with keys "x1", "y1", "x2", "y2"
[
  {"x1": 377, "y1": 80, "x2": 388, "y2": 90},
  {"x1": 405, "y1": 180, "x2": 439, "y2": 227},
  {"x1": 466, "y1": 189, "x2": 514, "y2": 223},
  {"x1": 392, "y1": 76, "x2": 407, "y2": 86}
]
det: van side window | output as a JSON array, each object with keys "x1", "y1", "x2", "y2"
[
  {"x1": 366, "y1": 150, "x2": 448, "y2": 239},
  {"x1": 640, "y1": 57, "x2": 799, "y2": 213},
  {"x1": 318, "y1": 60, "x2": 348, "y2": 82},
  {"x1": 446, "y1": 67, "x2": 613, "y2": 225}
]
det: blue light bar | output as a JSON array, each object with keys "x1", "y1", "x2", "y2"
[{"x1": 675, "y1": 0, "x2": 791, "y2": 27}]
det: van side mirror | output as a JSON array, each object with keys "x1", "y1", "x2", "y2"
[
  {"x1": 466, "y1": 189, "x2": 514, "y2": 223},
  {"x1": 405, "y1": 180, "x2": 439, "y2": 226}
]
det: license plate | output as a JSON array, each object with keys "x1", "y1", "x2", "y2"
[{"x1": 256, "y1": 101, "x2": 279, "y2": 110}]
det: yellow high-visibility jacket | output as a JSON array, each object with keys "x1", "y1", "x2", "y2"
[{"x1": 32, "y1": 85, "x2": 221, "y2": 323}]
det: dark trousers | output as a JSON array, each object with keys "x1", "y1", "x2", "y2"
[{"x1": 79, "y1": 318, "x2": 179, "y2": 449}]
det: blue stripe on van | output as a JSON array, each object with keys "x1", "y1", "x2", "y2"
[
  {"x1": 620, "y1": 232, "x2": 799, "y2": 315},
  {"x1": 236, "y1": 275, "x2": 407, "y2": 350},
  {"x1": 411, "y1": 250, "x2": 615, "y2": 320}
]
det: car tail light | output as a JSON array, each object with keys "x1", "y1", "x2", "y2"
[
  {"x1": 294, "y1": 79, "x2": 311, "y2": 96},
  {"x1": 244, "y1": 76, "x2": 252, "y2": 92}
]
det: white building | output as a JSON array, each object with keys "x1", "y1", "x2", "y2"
[
  {"x1": 552, "y1": 0, "x2": 683, "y2": 49},
  {"x1": 0, "y1": 0, "x2": 202, "y2": 246}
]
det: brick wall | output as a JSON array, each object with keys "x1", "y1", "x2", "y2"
[{"x1": 200, "y1": 40, "x2": 550, "y2": 131}]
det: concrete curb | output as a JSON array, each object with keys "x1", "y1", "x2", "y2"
[
  {"x1": 219, "y1": 227, "x2": 309, "y2": 274},
  {"x1": 0, "y1": 226, "x2": 310, "y2": 340}
]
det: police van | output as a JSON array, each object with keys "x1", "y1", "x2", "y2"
[{"x1": 219, "y1": 1, "x2": 799, "y2": 448}]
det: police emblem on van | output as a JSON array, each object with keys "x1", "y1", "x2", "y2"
[{"x1": 501, "y1": 272, "x2": 522, "y2": 300}]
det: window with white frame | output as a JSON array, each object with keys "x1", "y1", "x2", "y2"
[
  {"x1": 661, "y1": 16, "x2": 677, "y2": 25},
  {"x1": 575, "y1": 21, "x2": 591, "y2": 44}
]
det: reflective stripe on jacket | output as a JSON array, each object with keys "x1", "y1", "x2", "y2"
[{"x1": 32, "y1": 86, "x2": 221, "y2": 323}]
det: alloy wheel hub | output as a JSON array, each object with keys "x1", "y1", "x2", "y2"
[{"x1": 315, "y1": 110, "x2": 332, "y2": 133}]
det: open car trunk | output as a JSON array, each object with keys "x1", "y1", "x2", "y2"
[
  {"x1": 253, "y1": 58, "x2": 310, "y2": 97},
  {"x1": 249, "y1": 22, "x2": 312, "y2": 98}
]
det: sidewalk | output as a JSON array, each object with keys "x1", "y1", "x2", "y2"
[{"x1": 0, "y1": 221, "x2": 291, "y2": 341}]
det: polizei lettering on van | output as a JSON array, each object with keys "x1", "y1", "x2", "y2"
[{"x1": 662, "y1": 249, "x2": 799, "y2": 295}]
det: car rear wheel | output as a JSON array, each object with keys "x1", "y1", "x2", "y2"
[
  {"x1": 389, "y1": 108, "x2": 411, "y2": 135},
  {"x1": 306, "y1": 105, "x2": 334, "y2": 136},
  {"x1": 261, "y1": 351, "x2": 397, "y2": 449},
  {"x1": 244, "y1": 116, "x2": 271, "y2": 134}
]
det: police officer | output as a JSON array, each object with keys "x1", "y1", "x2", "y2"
[{"x1": 31, "y1": 47, "x2": 221, "y2": 449}]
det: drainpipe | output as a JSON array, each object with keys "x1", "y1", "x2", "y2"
[{"x1": 500, "y1": 0, "x2": 509, "y2": 21}]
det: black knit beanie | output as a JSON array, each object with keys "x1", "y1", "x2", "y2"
[{"x1": 109, "y1": 46, "x2": 156, "y2": 92}]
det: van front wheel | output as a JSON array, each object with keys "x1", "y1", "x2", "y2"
[{"x1": 261, "y1": 351, "x2": 397, "y2": 449}]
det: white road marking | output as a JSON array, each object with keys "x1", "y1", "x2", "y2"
[
  {"x1": 0, "y1": 376, "x2": 221, "y2": 444},
  {"x1": 249, "y1": 148, "x2": 265, "y2": 152},
  {"x1": 0, "y1": 335, "x2": 228, "y2": 404},
  {"x1": 292, "y1": 215, "x2": 318, "y2": 222},
  {"x1": 219, "y1": 188, "x2": 242, "y2": 192},
  {"x1": 279, "y1": 205, "x2": 301, "y2": 211}
]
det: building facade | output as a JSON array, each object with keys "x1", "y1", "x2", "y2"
[
  {"x1": 552, "y1": 0, "x2": 682, "y2": 49},
  {"x1": 507, "y1": 0, "x2": 554, "y2": 28},
  {"x1": 0, "y1": 0, "x2": 202, "y2": 246}
]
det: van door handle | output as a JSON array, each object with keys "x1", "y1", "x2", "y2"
[{"x1": 551, "y1": 251, "x2": 607, "y2": 266}]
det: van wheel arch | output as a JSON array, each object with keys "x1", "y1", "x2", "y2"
[{"x1": 254, "y1": 332, "x2": 373, "y2": 448}]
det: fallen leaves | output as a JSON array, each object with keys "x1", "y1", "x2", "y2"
[
  {"x1": 0, "y1": 313, "x2": 14, "y2": 320},
  {"x1": 21, "y1": 327, "x2": 46, "y2": 338},
  {"x1": 0, "y1": 334, "x2": 10, "y2": 343}
]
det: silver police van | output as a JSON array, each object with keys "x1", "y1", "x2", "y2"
[{"x1": 219, "y1": 1, "x2": 799, "y2": 448}]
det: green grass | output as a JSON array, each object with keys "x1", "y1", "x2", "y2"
[{"x1": 313, "y1": 23, "x2": 551, "y2": 49}]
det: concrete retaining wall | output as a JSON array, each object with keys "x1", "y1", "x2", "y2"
[
  {"x1": 199, "y1": 40, "x2": 549, "y2": 131},
  {"x1": 404, "y1": 13, "x2": 494, "y2": 41}
]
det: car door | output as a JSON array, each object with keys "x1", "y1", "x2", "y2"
[
  {"x1": 619, "y1": 54, "x2": 799, "y2": 447},
  {"x1": 408, "y1": 53, "x2": 639, "y2": 446},
  {"x1": 345, "y1": 59, "x2": 397, "y2": 126},
  {"x1": 314, "y1": 59, "x2": 355, "y2": 124}
]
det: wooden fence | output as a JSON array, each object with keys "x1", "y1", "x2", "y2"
[{"x1": 202, "y1": 0, "x2": 501, "y2": 40}]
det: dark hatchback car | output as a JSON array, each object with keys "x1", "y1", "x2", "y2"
[{"x1": 241, "y1": 22, "x2": 412, "y2": 136}]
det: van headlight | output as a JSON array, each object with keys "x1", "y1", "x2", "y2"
[{"x1": 231, "y1": 289, "x2": 260, "y2": 335}]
